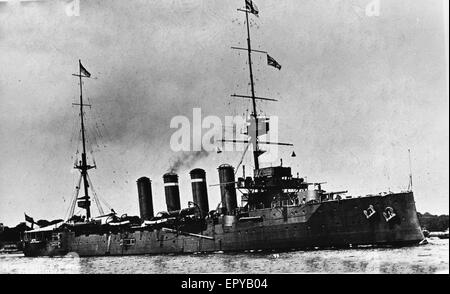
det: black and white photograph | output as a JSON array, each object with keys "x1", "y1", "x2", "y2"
[{"x1": 0, "y1": 0, "x2": 448, "y2": 277}]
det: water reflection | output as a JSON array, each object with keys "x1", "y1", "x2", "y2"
[{"x1": 0, "y1": 239, "x2": 448, "y2": 274}]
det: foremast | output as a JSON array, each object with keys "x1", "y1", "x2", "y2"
[{"x1": 72, "y1": 60, "x2": 95, "y2": 220}]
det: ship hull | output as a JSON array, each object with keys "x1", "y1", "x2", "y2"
[{"x1": 22, "y1": 192, "x2": 424, "y2": 257}]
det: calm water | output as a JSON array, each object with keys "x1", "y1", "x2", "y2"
[{"x1": 0, "y1": 238, "x2": 448, "y2": 274}]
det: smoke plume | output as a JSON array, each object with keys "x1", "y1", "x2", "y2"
[{"x1": 168, "y1": 149, "x2": 210, "y2": 173}]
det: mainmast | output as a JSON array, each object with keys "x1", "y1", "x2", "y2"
[
  {"x1": 244, "y1": 8, "x2": 260, "y2": 170},
  {"x1": 220, "y1": 0, "x2": 293, "y2": 174}
]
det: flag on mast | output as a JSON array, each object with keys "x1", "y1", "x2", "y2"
[
  {"x1": 79, "y1": 61, "x2": 91, "y2": 77},
  {"x1": 267, "y1": 54, "x2": 281, "y2": 70},
  {"x1": 245, "y1": 0, "x2": 259, "y2": 16},
  {"x1": 24, "y1": 213, "x2": 34, "y2": 224}
]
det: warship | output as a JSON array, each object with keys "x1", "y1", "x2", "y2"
[{"x1": 21, "y1": 1, "x2": 424, "y2": 257}]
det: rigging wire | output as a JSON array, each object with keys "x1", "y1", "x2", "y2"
[
  {"x1": 66, "y1": 174, "x2": 82, "y2": 221},
  {"x1": 81, "y1": 100, "x2": 118, "y2": 212},
  {"x1": 86, "y1": 173, "x2": 105, "y2": 216},
  {"x1": 235, "y1": 142, "x2": 251, "y2": 174},
  {"x1": 67, "y1": 79, "x2": 111, "y2": 220}
]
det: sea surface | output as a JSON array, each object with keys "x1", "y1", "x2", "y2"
[{"x1": 0, "y1": 238, "x2": 448, "y2": 274}]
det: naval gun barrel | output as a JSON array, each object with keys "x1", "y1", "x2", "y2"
[
  {"x1": 161, "y1": 227, "x2": 214, "y2": 240},
  {"x1": 324, "y1": 190, "x2": 348, "y2": 195}
]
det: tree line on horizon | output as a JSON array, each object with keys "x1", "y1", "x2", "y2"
[{"x1": 417, "y1": 212, "x2": 449, "y2": 232}]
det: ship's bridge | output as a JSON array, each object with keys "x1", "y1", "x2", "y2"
[
  {"x1": 236, "y1": 166, "x2": 312, "y2": 210},
  {"x1": 237, "y1": 166, "x2": 308, "y2": 190},
  {"x1": 255, "y1": 166, "x2": 291, "y2": 178}
]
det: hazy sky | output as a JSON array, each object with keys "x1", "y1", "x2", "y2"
[{"x1": 0, "y1": 0, "x2": 448, "y2": 226}]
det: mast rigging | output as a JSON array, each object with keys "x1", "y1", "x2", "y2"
[{"x1": 221, "y1": 1, "x2": 292, "y2": 174}]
